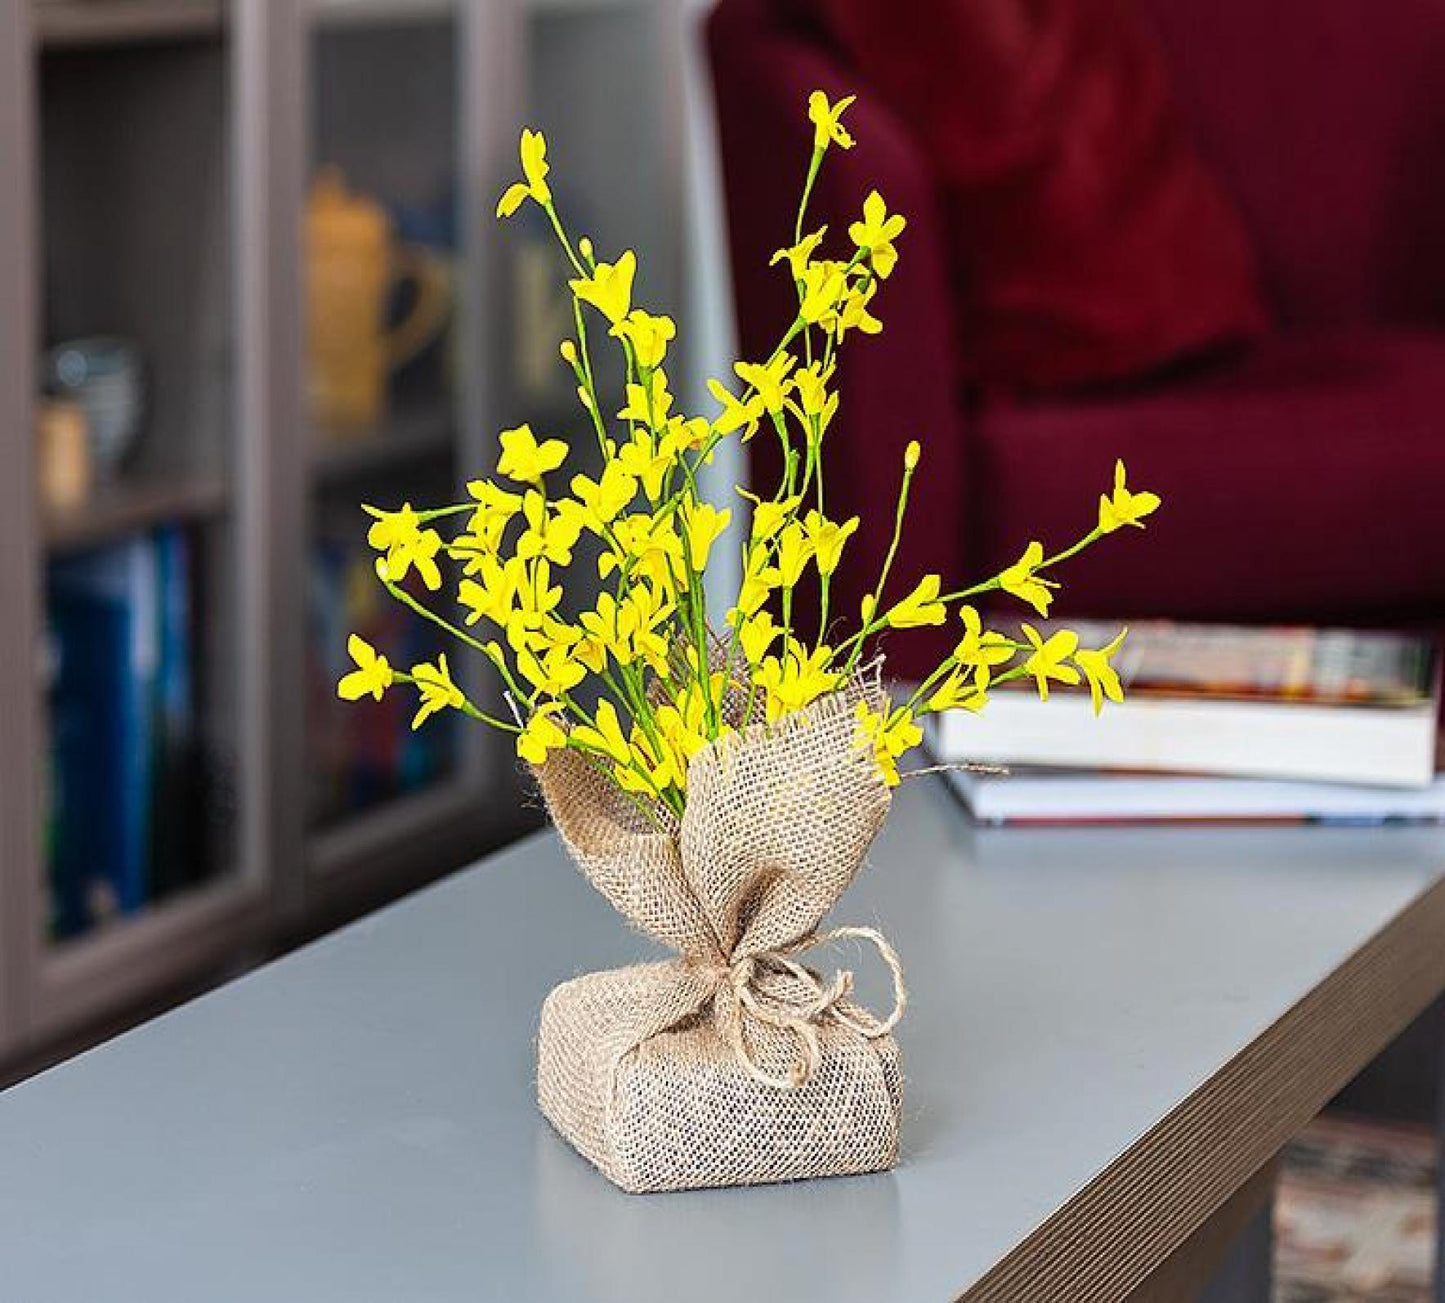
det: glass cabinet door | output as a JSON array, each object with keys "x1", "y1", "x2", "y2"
[
  {"x1": 33, "y1": 7, "x2": 250, "y2": 958},
  {"x1": 303, "y1": 0, "x2": 486, "y2": 876}
]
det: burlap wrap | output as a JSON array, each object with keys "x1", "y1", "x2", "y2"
[{"x1": 534, "y1": 677, "x2": 905, "y2": 1194}]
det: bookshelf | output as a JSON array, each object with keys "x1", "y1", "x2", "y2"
[{"x1": 0, "y1": 0, "x2": 685, "y2": 1081}]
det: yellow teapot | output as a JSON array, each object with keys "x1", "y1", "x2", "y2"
[{"x1": 305, "y1": 167, "x2": 450, "y2": 430}]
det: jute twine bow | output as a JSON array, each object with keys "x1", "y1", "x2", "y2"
[{"x1": 714, "y1": 926, "x2": 907, "y2": 1091}]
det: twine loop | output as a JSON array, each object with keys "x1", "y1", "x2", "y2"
[{"x1": 715, "y1": 925, "x2": 907, "y2": 1091}]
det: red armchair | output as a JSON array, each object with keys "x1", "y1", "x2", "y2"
[{"x1": 707, "y1": 0, "x2": 1445, "y2": 677}]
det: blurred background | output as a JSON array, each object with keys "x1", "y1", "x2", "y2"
[{"x1": 2, "y1": 0, "x2": 1444, "y2": 1295}]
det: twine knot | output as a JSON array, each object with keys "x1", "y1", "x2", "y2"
[{"x1": 712, "y1": 926, "x2": 906, "y2": 1091}]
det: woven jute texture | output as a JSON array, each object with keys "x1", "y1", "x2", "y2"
[{"x1": 534, "y1": 676, "x2": 905, "y2": 1194}]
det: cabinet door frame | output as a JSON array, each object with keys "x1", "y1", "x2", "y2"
[{"x1": 0, "y1": 0, "x2": 42, "y2": 1057}]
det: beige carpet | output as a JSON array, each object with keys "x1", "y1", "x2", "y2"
[{"x1": 1276, "y1": 1113, "x2": 1436, "y2": 1303}]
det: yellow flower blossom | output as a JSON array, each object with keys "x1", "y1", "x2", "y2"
[
  {"x1": 952, "y1": 605, "x2": 1015, "y2": 687},
  {"x1": 463, "y1": 480, "x2": 522, "y2": 553},
  {"x1": 611, "y1": 309, "x2": 675, "y2": 371},
  {"x1": 803, "y1": 510, "x2": 858, "y2": 577},
  {"x1": 807, "y1": 90, "x2": 856, "y2": 153},
  {"x1": 707, "y1": 377, "x2": 766, "y2": 440},
  {"x1": 571, "y1": 699, "x2": 632, "y2": 767},
  {"x1": 770, "y1": 227, "x2": 827, "y2": 282},
  {"x1": 884, "y1": 574, "x2": 946, "y2": 628},
  {"x1": 732, "y1": 558, "x2": 781, "y2": 619},
  {"x1": 569, "y1": 461, "x2": 637, "y2": 529},
  {"x1": 736, "y1": 609, "x2": 781, "y2": 665},
  {"x1": 1074, "y1": 627, "x2": 1128, "y2": 715},
  {"x1": 681, "y1": 501, "x2": 731, "y2": 572},
  {"x1": 834, "y1": 277, "x2": 882, "y2": 337},
  {"x1": 776, "y1": 520, "x2": 813, "y2": 587},
  {"x1": 516, "y1": 704, "x2": 568, "y2": 765},
  {"x1": 337, "y1": 635, "x2": 392, "y2": 701},
  {"x1": 997, "y1": 541, "x2": 1058, "y2": 616},
  {"x1": 733, "y1": 353, "x2": 796, "y2": 416},
  {"x1": 613, "y1": 429, "x2": 673, "y2": 502},
  {"x1": 515, "y1": 489, "x2": 583, "y2": 567},
  {"x1": 409, "y1": 653, "x2": 464, "y2": 728},
  {"x1": 569, "y1": 249, "x2": 636, "y2": 324},
  {"x1": 516, "y1": 640, "x2": 587, "y2": 700},
  {"x1": 497, "y1": 424, "x2": 567, "y2": 485},
  {"x1": 744, "y1": 491, "x2": 802, "y2": 543},
  {"x1": 755, "y1": 644, "x2": 838, "y2": 722},
  {"x1": 1020, "y1": 623, "x2": 1081, "y2": 702},
  {"x1": 848, "y1": 190, "x2": 906, "y2": 279},
  {"x1": 363, "y1": 502, "x2": 442, "y2": 591},
  {"x1": 926, "y1": 670, "x2": 988, "y2": 715},
  {"x1": 496, "y1": 127, "x2": 551, "y2": 218},
  {"x1": 1098, "y1": 460, "x2": 1161, "y2": 533},
  {"x1": 854, "y1": 701, "x2": 922, "y2": 787},
  {"x1": 617, "y1": 370, "x2": 672, "y2": 427},
  {"x1": 799, "y1": 261, "x2": 849, "y2": 325},
  {"x1": 458, "y1": 554, "x2": 523, "y2": 627}
]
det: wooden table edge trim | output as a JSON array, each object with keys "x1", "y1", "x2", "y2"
[{"x1": 959, "y1": 869, "x2": 1445, "y2": 1303}]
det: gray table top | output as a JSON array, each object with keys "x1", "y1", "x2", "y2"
[{"x1": 3, "y1": 778, "x2": 1445, "y2": 1303}]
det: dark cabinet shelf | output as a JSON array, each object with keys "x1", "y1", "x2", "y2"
[
  {"x1": 35, "y1": 1, "x2": 223, "y2": 49},
  {"x1": 43, "y1": 475, "x2": 228, "y2": 553}
]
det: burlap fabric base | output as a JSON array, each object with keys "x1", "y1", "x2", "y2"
[{"x1": 534, "y1": 677, "x2": 906, "y2": 1194}]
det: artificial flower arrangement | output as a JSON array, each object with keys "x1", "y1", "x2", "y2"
[{"x1": 338, "y1": 91, "x2": 1160, "y2": 1195}]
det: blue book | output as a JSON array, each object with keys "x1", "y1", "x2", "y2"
[{"x1": 48, "y1": 537, "x2": 159, "y2": 928}]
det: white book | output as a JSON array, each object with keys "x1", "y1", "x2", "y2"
[
  {"x1": 941, "y1": 765, "x2": 1445, "y2": 827},
  {"x1": 928, "y1": 623, "x2": 1439, "y2": 790}
]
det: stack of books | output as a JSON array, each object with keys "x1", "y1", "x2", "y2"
[{"x1": 927, "y1": 623, "x2": 1443, "y2": 826}]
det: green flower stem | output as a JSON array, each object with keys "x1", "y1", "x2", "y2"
[
  {"x1": 391, "y1": 671, "x2": 520, "y2": 733},
  {"x1": 570, "y1": 297, "x2": 611, "y2": 454},
  {"x1": 380, "y1": 574, "x2": 527, "y2": 706},
  {"x1": 844, "y1": 454, "x2": 917, "y2": 672}
]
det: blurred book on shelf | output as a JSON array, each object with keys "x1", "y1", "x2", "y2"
[
  {"x1": 307, "y1": 536, "x2": 456, "y2": 828},
  {"x1": 930, "y1": 623, "x2": 1440, "y2": 791},
  {"x1": 942, "y1": 765, "x2": 1445, "y2": 828},
  {"x1": 44, "y1": 526, "x2": 210, "y2": 940}
]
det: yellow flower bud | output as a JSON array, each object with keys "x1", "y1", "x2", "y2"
[
  {"x1": 904, "y1": 440, "x2": 921, "y2": 471},
  {"x1": 559, "y1": 340, "x2": 578, "y2": 366}
]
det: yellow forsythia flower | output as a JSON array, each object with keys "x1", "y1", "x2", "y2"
[
  {"x1": 803, "y1": 510, "x2": 858, "y2": 577},
  {"x1": 570, "y1": 462, "x2": 637, "y2": 529},
  {"x1": 682, "y1": 502, "x2": 731, "y2": 571},
  {"x1": 997, "y1": 541, "x2": 1058, "y2": 617},
  {"x1": 1098, "y1": 460, "x2": 1161, "y2": 533},
  {"x1": 770, "y1": 227, "x2": 826, "y2": 282},
  {"x1": 497, "y1": 424, "x2": 568, "y2": 485},
  {"x1": 884, "y1": 574, "x2": 946, "y2": 628},
  {"x1": 570, "y1": 250, "x2": 636, "y2": 325},
  {"x1": 776, "y1": 521, "x2": 813, "y2": 587},
  {"x1": 571, "y1": 699, "x2": 632, "y2": 767},
  {"x1": 854, "y1": 701, "x2": 922, "y2": 787},
  {"x1": 848, "y1": 190, "x2": 906, "y2": 279},
  {"x1": 517, "y1": 705, "x2": 568, "y2": 765},
  {"x1": 1074, "y1": 628, "x2": 1128, "y2": 715},
  {"x1": 611, "y1": 309, "x2": 675, "y2": 371},
  {"x1": 736, "y1": 609, "x2": 781, "y2": 665},
  {"x1": 807, "y1": 90, "x2": 856, "y2": 153},
  {"x1": 365, "y1": 504, "x2": 443, "y2": 591},
  {"x1": 733, "y1": 353, "x2": 796, "y2": 416},
  {"x1": 1020, "y1": 624, "x2": 1081, "y2": 702},
  {"x1": 755, "y1": 644, "x2": 838, "y2": 722},
  {"x1": 337, "y1": 635, "x2": 392, "y2": 701},
  {"x1": 410, "y1": 653, "x2": 464, "y2": 728},
  {"x1": 926, "y1": 669, "x2": 987, "y2": 715},
  {"x1": 952, "y1": 605, "x2": 1014, "y2": 685},
  {"x1": 496, "y1": 127, "x2": 551, "y2": 218},
  {"x1": 707, "y1": 377, "x2": 765, "y2": 440}
]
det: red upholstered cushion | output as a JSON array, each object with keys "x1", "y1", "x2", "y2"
[
  {"x1": 778, "y1": 0, "x2": 1269, "y2": 391},
  {"x1": 976, "y1": 333, "x2": 1445, "y2": 624}
]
